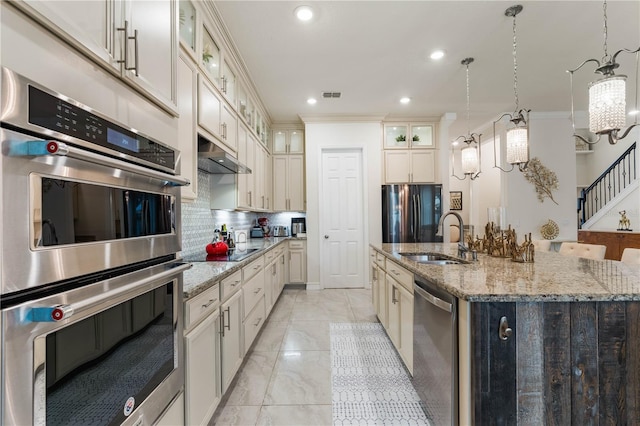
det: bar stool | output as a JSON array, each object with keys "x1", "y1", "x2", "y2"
[
  {"x1": 621, "y1": 248, "x2": 640, "y2": 265},
  {"x1": 558, "y1": 242, "x2": 606, "y2": 260}
]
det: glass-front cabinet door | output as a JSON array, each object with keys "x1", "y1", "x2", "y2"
[
  {"x1": 237, "y1": 83, "x2": 249, "y2": 123},
  {"x1": 178, "y1": 0, "x2": 196, "y2": 52},
  {"x1": 222, "y1": 59, "x2": 236, "y2": 104},
  {"x1": 273, "y1": 130, "x2": 287, "y2": 153},
  {"x1": 411, "y1": 124, "x2": 434, "y2": 148},
  {"x1": 384, "y1": 124, "x2": 409, "y2": 149},
  {"x1": 201, "y1": 26, "x2": 220, "y2": 85},
  {"x1": 289, "y1": 130, "x2": 304, "y2": 153}
]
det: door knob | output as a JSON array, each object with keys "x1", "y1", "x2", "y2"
[{"x1": 324, "y1": 235, "x2": 329, "y2": 239}]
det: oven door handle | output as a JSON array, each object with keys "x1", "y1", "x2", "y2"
[
  {"x1": 28, "y1": 261, "x2": 191, "y2": 322},
  {"x1": 5, "y1": 140, "x2": 190, "y2": 187}
]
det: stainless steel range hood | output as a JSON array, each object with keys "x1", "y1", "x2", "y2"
[{"x1": 197, "y1": 135, "x2": 251, "y2": 174}]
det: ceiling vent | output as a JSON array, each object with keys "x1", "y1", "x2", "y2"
[{"x1": 322, "y1": 91, "x2": 341, "y2": 99}]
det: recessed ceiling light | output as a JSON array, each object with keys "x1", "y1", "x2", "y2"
[
  {"x1": 307, "y1": 98, "x2": 317, "y2": 105},
  {"x1": 400, "y1": 97, "x2": 411, "y2": 104},
  {"x1": 629, "y1": 109, "x2": 640, "y2": 116},
  {"x1": 295, "y1": 5, "x2": 313, "y2": 21},
  {"x1": 430, "y1": 50, "x2": 445, "y2": 60}
]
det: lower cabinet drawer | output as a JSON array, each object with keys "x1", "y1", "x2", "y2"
[
  {"x1": 221, "y1": 270, "x2": 242, "y2": 302},
  {"x1": 386, "y1": 260, "x2": 412, "y2": 292},
  {"x1": 243, "y1": 270, "x2": 265, "y2": 317},
  {"x1": 244, "y1": 296, "x2": 266, "y2": 351},
  {"x1": 184, "y1": 284, "x2": 220, "y2": 330}
]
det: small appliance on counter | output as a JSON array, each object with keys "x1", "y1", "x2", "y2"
[
  {"x1": 258, "y1": 217, "x2": 271, "y2": 237},
  {"x1": 291, "y1": 217, "x2": 306, "y2": 236},
  {"x1": 272, "y1": 226, "x2": 289, "y2": 237}
]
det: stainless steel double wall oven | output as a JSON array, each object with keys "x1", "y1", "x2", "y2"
[{"x1": 0, "y1": 67, "x2": 190, "y2": 425}]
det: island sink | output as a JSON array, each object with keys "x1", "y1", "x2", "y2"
[{"x1": 398, "y1": 252, "x2": 469, "y2": 265}]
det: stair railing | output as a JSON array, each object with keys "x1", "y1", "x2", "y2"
[{"x1": 578, "y1": 142, "x2": 636, "y2": 228}]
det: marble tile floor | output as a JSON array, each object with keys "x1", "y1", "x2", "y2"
[{"x1": 211, "y1": 287, "x2": 377, "y2": 425}]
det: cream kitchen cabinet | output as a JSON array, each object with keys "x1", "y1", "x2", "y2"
[
  {"x1": 198, "y1": 74, "x2": 238, "y2": 153},
  {"x1": 272, "y1": 129, "x2": 304, "y2": 154},
  {"x1": 12, "y1": 0, "x2": 178, "y2": 114},
  {"x1": 184, "y1": 283, "x2": 221, "y2": 425},
  {"x1": 185, "y1": 308, "x2": 220, "y2": 425},
  {"x1": 384, "y1": 123, "x2": 435, "y2": 149},
  {"x1": 236, "y1": 123, "x2": 255, "y2": 210},
  {"x1": 373, "y1": 252, "x2": 413, "y2": 373},
  {"x1": 384, "y1": 150, "x2": 435, "y2": 184},
  {"x1": 273, "y1": 155, "x2": 305, "y2": 211},
  {"x1": 288, "y1": 240, "x2": 307, "y2": 284},
  {"x1": 264, "y1": 245, "x2": 285, "y2": 314},
  {"x1": 220, "y1": 289, "x2": 243, "y2": 394},
  {"x1": 254, "y1": 143, "x2": 271, "y2": 211},
  {"x1": 177, "y1": 51, "x2": 198, "y2": 201},
  {"x1": 201, "y1": 21, "x2": 237, "y2": 106}
]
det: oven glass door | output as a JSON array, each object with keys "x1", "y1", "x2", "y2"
[
  {"x1": 1, "y1": 260, "x2": 187, "y2": 426},
  {"x1": 36, "y1": 176, "x2": 174, "y2": 247},
  {"x1": 41, "y1": 282, "x2": 176, "y2": 425}
]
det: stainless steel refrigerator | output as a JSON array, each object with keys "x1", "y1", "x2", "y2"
[{"x1": 382, "y1": 184, "x2": 443, "y2": 243}]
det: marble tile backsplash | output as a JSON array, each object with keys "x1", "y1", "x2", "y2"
[{"x1": 181, "y1": 170, "x2": 305, "y2": 258}]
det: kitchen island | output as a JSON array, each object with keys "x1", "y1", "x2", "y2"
[{"x1": 371, "y1": 242, "x2": 640, "y2": 425}]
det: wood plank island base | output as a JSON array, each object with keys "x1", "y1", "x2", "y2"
[{"x1": 370, "y1": 243, "x2": 640, "y2": 425}]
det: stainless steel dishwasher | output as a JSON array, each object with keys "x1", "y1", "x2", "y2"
[{"x1": 412, "y1": 277, "x2": 458, "y2": 426}]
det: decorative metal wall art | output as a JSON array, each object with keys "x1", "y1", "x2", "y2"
[{"x1": 522, "y1": 157, "x2": 559, "y2": 205}]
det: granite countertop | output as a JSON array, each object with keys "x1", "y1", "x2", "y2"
[
  {"x1": 182, "y1": 237, "x2": 293, "y2": 299},
  {"x1": 371, "y1": 243, "x2": 640, "y2": 302}
]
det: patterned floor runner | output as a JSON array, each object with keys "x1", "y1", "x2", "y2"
[{"x1": 330, "y1": 323, "x2": 430, "y2": 426}]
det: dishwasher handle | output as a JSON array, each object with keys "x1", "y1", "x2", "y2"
[{"x1": 414, "y1": 283, "x2": 452, "y2": 313}]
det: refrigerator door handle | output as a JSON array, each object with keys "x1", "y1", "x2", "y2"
[
  {"x1": 416, "y1": 194, "x2": 422, "y2": 241},
  {"x1": 413, "y1": 194, "x2": 419, "y2": 241}
]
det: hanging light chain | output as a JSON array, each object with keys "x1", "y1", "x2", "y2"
[
  {"x1": 602, "y1": 0, "x2": 609, "y2": 63},
  {"x1": 466, "y1": 61, "x2": 471, "y2": 136},
  {"x1": 512, "y1": 11, "x2": 519, "y2": 112}
]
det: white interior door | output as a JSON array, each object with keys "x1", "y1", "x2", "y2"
[{"x1": 321, "y1": 149, "x2": 364, "y2": 288}]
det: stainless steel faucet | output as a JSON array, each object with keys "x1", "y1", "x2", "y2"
[{"x1": 436, "y1": 211, "x2": 468, "y2": 259}]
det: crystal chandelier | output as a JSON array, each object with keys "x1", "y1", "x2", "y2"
[
  {"x1": 452, "y1": 57, "x2": 481, "y2": 181},
  {"x1": 493, "y1": 5, "x2": 530, "y2": 173},
  {"x1": 567, "y1": 0, "x2": 639, "y2": 145}
]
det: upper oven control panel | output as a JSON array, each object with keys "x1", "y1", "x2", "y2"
[{"x1": 28, "y1": 85, "x2": 176, "y2": 171}]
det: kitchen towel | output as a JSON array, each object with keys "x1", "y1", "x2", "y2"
[{"x1": 330, "y1": 323, "x2": 430, "y2": 426}]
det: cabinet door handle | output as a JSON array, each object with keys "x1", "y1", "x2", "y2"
[
  {"x1": 219, "y1": 310, "x2": 225, "y2": 336},
  {"x1": 254, "y1": 317, "x2": 262, "y2": 327},
  {"x1": 499, "y1": 316, "x2": 513, "y2": 340},
  {"x1": 248, "y1": 191, "x2": 252, "y2": 206},
  {"x1": 230, "y1": 280, "x2": 240, "y2": 287},
  {"x1": 391, "y1": 287, "x2": 398, "y2": 304},
  {"x1": 224, "y1": 307, "x2": 231, "y2": 332},
  {"x1": 116, "y1": 21, "x2": 139, "y2": 76},
  {"x1": 131, "y1": 28, "x2": 139, "y2": 76},
  {"x1": 202, "y1": 298, "x2": 217, "y2": 308}
]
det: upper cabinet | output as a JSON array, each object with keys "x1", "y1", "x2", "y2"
[
  {"x1": 384, "y1": 123, "x2": 435, "y2": 149},
  {"x1": 383, "y1": 121, "x2": 437, "y2": 184},
  {"x1": 272, "y1": 129, "x2": 304, "y2": 154},
  {"x1": 177, "y1": 50, "x2": 198, "y2": 201},
  {"x1": 13, "y1": 0, "x2": 178, "y2": 115}
]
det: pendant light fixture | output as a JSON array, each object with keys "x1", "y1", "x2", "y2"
[
  {"x1": 567, "y1": 0, "x2": 639, "y2": 145},
  {"x1": 493, "y1": 5, "x2": 531, "y2": 173},
  {"x1": 452, "y1": 57, "x2": 481, "y2": 181}
]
